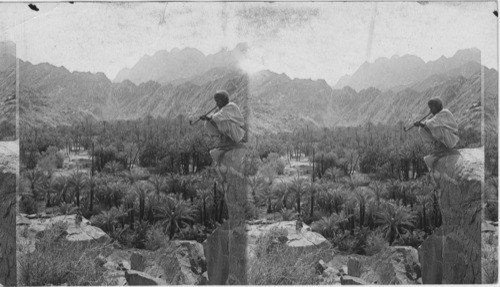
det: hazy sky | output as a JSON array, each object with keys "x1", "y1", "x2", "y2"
[{"x1": 0, "y1": 2, "x2": 497, "y2": 86}]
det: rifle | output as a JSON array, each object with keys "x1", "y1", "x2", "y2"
[
  {"x1": 403, "y1": 112, "x2": 432, "y2": 132},
  {"x1": 189, "y1": 106, "x2": 218, "y2": 125}
]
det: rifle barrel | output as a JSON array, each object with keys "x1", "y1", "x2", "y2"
[
  {"x1": 190, "y1": 106, "x2": 218, "y2": 125},
  {"x1": 404, "y1": 112, "x2": 432, "y2": 132}
]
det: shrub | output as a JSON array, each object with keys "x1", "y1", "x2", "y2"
[
  {"x1": 313, "y1": 152, "x2": 338, "y2": 179},
  {"x1": 46, "y1": 146, "x2": 65, "y2": 169},
  {"x1": 37, "y1": 146, "x2": 65, "y2": 172},
  {"x1": 254, "y1": 227, "x2": 289, "y2": 258},
  {"x1": 90, "y1": 207, "x2": 124, "y2": 233},
  {"x1": 333, "y1": 227, "x2": 369, "y2": 255},
  {"x1": 58, "y1": 203, "x2": 78, "y2": 215},
  {"x1": 18, "y1": 224, "x2": 109, "y2": 286},
  {"x1": 130, "y1": 221, "x2": 150, "y2": 249},
  {"x1": 323, "y1": 167, "x2": 345, "y2": 182},
  {"x1": 275, "y1": 158, "x2": 286, "y2": 175},
  {"x1": 364, "y1": 230, "x2": 389, "y2": 256},
  {"x1": 242, "y1": 150, "x2": 262, "y2": 176},
  {"x1": 249, "y1": 228, "x2": 334, "y2": 285},
  {"x1": 280, "y1": 208, "x2": 298, "y2": 221},
  {"x1": 177, "y1": 224, "x2": 208, "y2": 243},
  {"x1": 311, "y1": 212, "x2": 348, "y2": 239},
  {"x1": 145, "y1": 224, "x2": 168, "y2": 251},
  {"x1": 302, "y1": 211, "x2": 322, "y2": 225},
  {"x1": 482, "y1": 232, "x2": 498, "y2": 284},
  {"x1": 19, "y1": 195, "x2": 38, "y2": 214},
  {"x1": 93, "y1": 145, "x2": 127, "y2": 172},
  {"x1": 397, "y1": 230, "x2": 426, "y2": 249}
]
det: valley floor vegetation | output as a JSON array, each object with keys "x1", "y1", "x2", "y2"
[{"x1": 18, "y1": 116, "x2": 497, "y2": 285}]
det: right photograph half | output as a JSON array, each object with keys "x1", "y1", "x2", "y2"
[{"x1": 242, "y1": 1, "x2": 497, "y2": 285}]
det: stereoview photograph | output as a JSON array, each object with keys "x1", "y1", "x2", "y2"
[{"x1": 0, "y1": 1, "x2": 497, "y2": 285}]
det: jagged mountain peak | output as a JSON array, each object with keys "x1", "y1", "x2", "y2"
[
  {"x1": 113, "y1": 43, "x2": 247, "y2": 85},
  {"x1": 453, "y1": 47, "x2": 480, "y2": 58},
  {"x1": 335, "y1": 48, "x2": 482, "y2": 91}
]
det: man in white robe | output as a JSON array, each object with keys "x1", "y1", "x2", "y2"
[
  {"x1": 200, "y1": 90, "x2": 246, "y2": 163},
  {"x1": 414, "y1": 98, "x2": 459, "y2": 152}
]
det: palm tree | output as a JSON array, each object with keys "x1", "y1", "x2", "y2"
[
  {"x1": 48, "y1": 176, "x2": 69, "y2": 206},
  {"x1": 344, "y1": 195, "x2": 357, "y2": 235},
  {"x1": 271, "y1": 181, "x2": 289, "y2": 210},
  {"x1": 316, "y1": 185, "x2": 346, "y2": 215},
  {"x1": 97, "y1": 207, "x2": 125, "y2": 232},
  {"x1": 68, "y1": 170, "x2": 88, "y2": 207},
  {"x1": 353, "y1": 188, "x2": 372, "y2": 228},
  {"x1": 123, "y1": 190, "x2": 137, "y2": 228},
  {"x1": 311, "y1": 211, "x2": 350, "y2": 239},
  {"x1": 308, "y1": 182, "x2": 320, "y2": 217},
  {"x1": 154, "y1": 195, "x2": 196, "y2": 239},
  {"x1": 134, "y1": 181, "x2": 152, "y2": 222},
  {"x1": 104, "y1": 160, "x2": 123, "y2": 176},
  {"x1": 365, "y1": 200, "x2": 379, "y2": 230},
  {"x1": 196, "y1": 188, "x2": 213, "y2": 224},
  {"x1": 148, "y1": 174, "x2": 168, "y2": 197},
  {"x1": 375, "y1": 201, "x2": 416, "y2": 244},
  {"x1": 87, "y1": 175, "x2": 99, "y2": 213},
  {"x1": 248, "y1": 175, "x2": 269, "y2": 206},
  {"x1": 256, "y1": 182, "x2": 274, "y2": 213},
  {"x1": 24, "y1": 168, "x2": 47, "y2": 200},
  {"x1": 367, "y1": 180, "x2": 385, "y2": 207},
  {"x1": 288, "y1": 177, "x2": 308, "y2": 215},
  {"x1": 110, "y1": 181, "x2": 127, "y2": 208},
  {"x1": 280, "y1": 208, "x2": 298, "y2": 221},
  {"x1": 416, "y1": 194, "x2": 433, "y2": 232}
]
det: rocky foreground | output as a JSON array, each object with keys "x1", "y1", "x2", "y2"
[
  {"x1": 17, "y1": 214, "x2": 426, "y2": 285},
  {"x1": 0, "y1": 140, "x2": 17, "y2": 285}
]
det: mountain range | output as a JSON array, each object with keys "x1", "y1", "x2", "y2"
[
  {"x1": 4, "y1": 42, "x2": 496, "y2": 138},
  {"x1": 334, "y1": 48, "x2": 481, "y2": 92},
  {"x1": 113, "y1": 43, "x2": 248, "y2": 85}
]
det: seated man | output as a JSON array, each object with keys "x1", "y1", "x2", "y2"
[
  {"x1": 414, "y1": 98, "x2": 459, "y2": 153},
  {"x1": 200, "y1": 90, "x2": 246, "y2": 164}
]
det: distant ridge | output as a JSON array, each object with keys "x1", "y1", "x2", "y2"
[
  {"x1": 113, "y1": 43, "x2": 248, "y2": 85},
  {"x1": 334, "y1": 48, "x2": 481, "y2": 91}
]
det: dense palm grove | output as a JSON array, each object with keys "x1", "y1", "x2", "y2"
[{"x1": 19, "y1": 115, "x2": 495, "y2": 255}]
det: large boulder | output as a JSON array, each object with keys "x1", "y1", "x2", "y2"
[
  {"x1": 323, "y1": 246, "x2": 421, "y2": 285},
  {"x1": 246, "y1": 221, "x2": 330, "y2": 259},
  {"x1": 203, "y1": 222, "x2": 247, "y2": 285},
  {"x1": 204, "y1": 220, "x2": 329, "y2": 284},
  {"x1": 341, "y1": 275, "x2": 369, "y2": 285},
  {"x1": 125, "y1": 270, "x2": 167, "y2": 286},
  {"x1": 204, "y1": 146, "x2": 251, "y2": 285},
  {"x1": 362, "y1": 246, "x2": 420, "y2": 284},
  {"x1": 17, "y1": 213, "x2": 109, "y2": 254},
  {"x1": 420, "y1": 148, "x2": 483, "y2": 284},
  {"x1": 17, "y1": 214, "x2": 109, "y2": 246},
  {"x1": 104, "y1": 241, "x2": 208, "y2": 285}
]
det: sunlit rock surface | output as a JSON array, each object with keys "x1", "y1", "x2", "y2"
[
  {"x1": 204, "y1": 146, "x2": 249, "y2": 285},
  {"x1": 419, "y1": 148, "x2": 483, "y2": 284}
]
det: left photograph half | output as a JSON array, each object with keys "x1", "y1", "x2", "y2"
[
  {"x1": 8, "y1": 2, "x2": 252, "y2": 286},
  {"x1": 0, "y1": 40, "x2": 18, "y2": 285}
]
